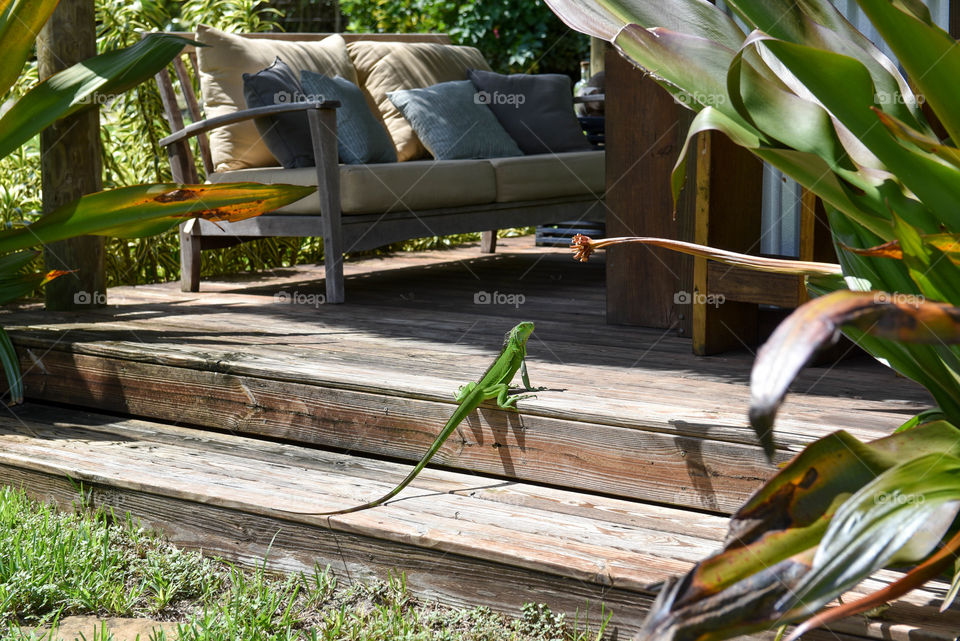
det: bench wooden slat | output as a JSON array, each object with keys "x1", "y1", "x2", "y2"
[{"x1": 171, "y1": 53, "x2": 213, "y2": 175}]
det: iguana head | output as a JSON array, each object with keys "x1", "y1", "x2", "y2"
[{"x1": 509, "y1": 321, "x2": 535, "y2": 344}]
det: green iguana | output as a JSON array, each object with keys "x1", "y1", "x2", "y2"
[{"x1": 285, "y1": 321, "x2": 541, "y2": 516}]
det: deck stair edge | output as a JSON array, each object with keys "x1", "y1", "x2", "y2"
[{"x1": 0, "y1": 403, "x2": 956, "y2": 641}]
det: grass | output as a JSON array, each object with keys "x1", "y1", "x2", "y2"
[{"x1": 0, "y1": 486, "x2": 611, "y2": 641}]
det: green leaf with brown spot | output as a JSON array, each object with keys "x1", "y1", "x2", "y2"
[{"x1": 0, "y1": 183, "x2": 315, "y2": 253}]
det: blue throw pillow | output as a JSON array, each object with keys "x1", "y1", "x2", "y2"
[
  {"x1": 243, "y1": 58, "x2": 314, "y2": 168},
  {"x1": 300, "y1": 70, "x2": 397, "y2": 164},
  {"x1": 387, "y1": 80, "x2": 522, "y2": 160}
]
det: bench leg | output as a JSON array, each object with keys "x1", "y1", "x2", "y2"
[
  {"x1": 179, "y1": 221, "x2": 201, "y2": 292},
  {"x1": 308, "y1": 107, "x2": 345, "y2": 304},
  {"x1": 480, "y1": 230, "x2": 497, "y2": 253},
  {"x1": 323, "y1": 233, "x2": 345, "y2": 304}
]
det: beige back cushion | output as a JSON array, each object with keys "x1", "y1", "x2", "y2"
[
  {"x1": 346, "y1": 41, "x2": 491, "y2": 162},
  {"x1": 196, "y1": 25, "x2": 357, "y2": 171}
]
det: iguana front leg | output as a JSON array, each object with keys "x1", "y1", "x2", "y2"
[
  {"x1": 518, "y1": 359, "x2": 547, "y2": 394},
  {"x1": 487, "y1": 382, "x2": 537, "y2": 409}
]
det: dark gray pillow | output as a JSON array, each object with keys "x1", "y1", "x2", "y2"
[
  {"x1": 300, "y1": 71, "x2": 397, "y2": 164},
  {"x1": 467, "y1": 69, "x2": 591, "y2": 155},
  {"x1": 243, "y1": 58, "x2": 313, "y2": 168},
  {"x1": 387, "y1": 80, "x2": 522, "y2": 160}
]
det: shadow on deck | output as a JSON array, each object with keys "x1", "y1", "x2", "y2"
[{"x1": 0, "y1": 236, "x2": 950, "y2": 640}]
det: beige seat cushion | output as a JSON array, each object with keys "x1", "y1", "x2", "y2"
[
  {"x1": 208, "y1": 160, "x2": 496, "y2": 215},
  {"x1": 488, "y1": 151, "x2": 605, "y2": 202},
  {"x1": 196, "y1": 25, "x2": 357, "y2": 172},
  {"x1": 346, "y1": 41, "x2": 491, "y2": 162}
]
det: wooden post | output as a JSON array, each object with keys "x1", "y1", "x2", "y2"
[
  {"x1": 691, "y1": 132, "x2": 763, "y2": 355},
  {"x1": 38, "y1": 0, "x2": 105, "y2": 310},
  {"x1": 604, "y1": 48, "x2": 696, "y2": 330}
]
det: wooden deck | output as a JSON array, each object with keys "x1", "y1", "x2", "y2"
[{"x1": 0, "y1": 236, "x2": 953, "y2": 640}]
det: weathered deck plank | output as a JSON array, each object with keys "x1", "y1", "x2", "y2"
[
  {"x1": 0, "y1": 237, "x2": 948, "y2": 639},
  {"x1": 4, "y1": 241, "x2": 929, "y2": 514},
  {"x1": 1, "y1": 404, "x2": 955, "y2": 641}
]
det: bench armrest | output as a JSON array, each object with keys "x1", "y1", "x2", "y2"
[{"x1": 159, "y1": 100, "x2": 340, "y2": 148}]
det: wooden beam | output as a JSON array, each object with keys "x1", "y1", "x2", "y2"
[
  {"x1": 692, "y1": 132, "x2": 763, "y2": 355},
  {"x1": 38, "y1": 0, "x2": 105, "y2": 311},
  {"x1": 604, "y1": 49, "x2": 695, "y2": 330}
]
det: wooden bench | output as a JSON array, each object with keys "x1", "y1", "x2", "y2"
[{"x1": 153, "y1": 33, "x2": 605, "y2": 303}]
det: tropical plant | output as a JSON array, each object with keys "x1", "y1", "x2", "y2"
[
  {"x1": 0, "y1": 0, "x2": 313, "y2": 403},
  {"x1": 548, "y1": 0, "x2": 960, "y2": 638}
]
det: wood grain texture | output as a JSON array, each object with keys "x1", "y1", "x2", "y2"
[
  {"x1": 4, "y1": 239, "x2": 931, "y2": 504},
  {"x1": 37, "y1": 0, "x2": 105, "y2": 312},
  {"x1": 604, "y1": 49, "x2": 695, "y2": 328},
  {"x1": 0, "y1": 404, "x2": 954, "y2": 641},
  {"x1": 707, "y1": 262, "x2": 804, "y2": 308},
  {"x1": 692, "y1": 131, "x2": 763, "y2": 355}
]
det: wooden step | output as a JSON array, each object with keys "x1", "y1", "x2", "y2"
[
  {"x1": 7, "y1": 293, "x2": 929, "y2": 516},
  {"x1": 0, "y1": 403, "x2": 954, "y2": 641}
]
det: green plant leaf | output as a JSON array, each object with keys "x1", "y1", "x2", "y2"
[
  {"x1": 943, "y1": 555, "x2": 960, "y2": 613},
  {"x1": 0, "y1": 32, "x2": 194, "y2": 160},
  {"x1": 896, "y1": 408, "x2": 949, "y2": 433},
  {"x1": 636, "y1": 421, "x2": 960, "y2": 640},
  {"x1": 0, "y1": 267, "x2": 67, "y2": 305},
  {"x1": 0, "y1": 326, "x2": 21, "y2": 405},
  {"x1": 0, "y1": 0, "x2": 60, "y2": 98},
  {"x1": 758, "y1": 37, "x2": 956, "y2": 231},
  {"x1": 785, "y1": 526, "x2": 960, "y2": 640},
  {"x1": 781, "y1": 453, "x2": 960, "y2": 618},
  {"x1": 856, "y1": 0, "x2": 960, "y2": 145},
  {"x1": 729, "y1": 0, "x2": 925, "y2": 130},
  {"x1": 0, "y1": 183, "x2": 315, "y2": 253},
  {"x1": 750, "y1": 290, "x2": 960, "y2": 457},
  {"x1": 872, "y1": 108, "x2": 960, "y2": 169},
  {"x1": 543, "y1": 0, "x2": 744, "y2": 47}
]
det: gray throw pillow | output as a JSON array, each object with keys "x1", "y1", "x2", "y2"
[
  {"x1": 243, "y1": 58, "x2": 314, "y2": 168},
  {"x1": 467, "y1": 69, "x2": 591, "y2": 155},
  {"x1": 300, "y1": 71, "x2": 397, "y2": 164},
  {"x1": 387, "y1": 80, "x2": 522, "y2": 160}
]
